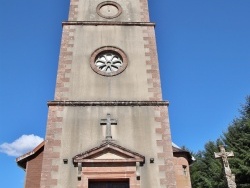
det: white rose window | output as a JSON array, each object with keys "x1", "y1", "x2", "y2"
[
  {"x1": 95, "y1": 52, "x2": 123, "y2": 73},
  {"x1": 90, "y1": 47, "x2": 128, "y2": 76}
]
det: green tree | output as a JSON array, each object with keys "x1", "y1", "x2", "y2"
[
  {"x1": 222, "y1": 96, "x2": 250, "y2": 188},
  {"x1": 190, "y1": 96, "x2": 250, "y2": 188},
  {"x1": 191, "y1": 141, "x2": 227, "y2": 188}
]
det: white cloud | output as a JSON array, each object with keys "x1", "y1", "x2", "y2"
[{"x1": 0, "y1": 134, "x2": 44, "y2": 157}]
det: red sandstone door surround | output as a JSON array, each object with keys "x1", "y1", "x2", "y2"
[{"x1": 73, "y1": 142, "x2": 145, "y2": 188}]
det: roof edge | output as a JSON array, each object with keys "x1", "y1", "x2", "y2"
[{"x1": 16, "y1": 141, "x2": 45, "y2": 163}]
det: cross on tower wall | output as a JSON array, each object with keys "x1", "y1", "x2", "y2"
[{"x1": 100, "y1": 113, "x2": 117, "y2": 140}]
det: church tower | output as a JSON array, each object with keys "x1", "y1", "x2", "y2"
[{"x1": 18, "y1": 0, "x2": 183, "y2": 187}]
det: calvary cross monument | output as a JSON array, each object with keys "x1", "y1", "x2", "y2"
[{"x1": 214, "y1": 145, "x2": 237, "y2": 188}]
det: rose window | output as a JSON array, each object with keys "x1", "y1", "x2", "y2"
[
  {"x1": 90, "y1": 47, "x2": 128, "y2": 76},
  {"x1": 95, "y1": 52, "x2": 123, "y2": 73}
]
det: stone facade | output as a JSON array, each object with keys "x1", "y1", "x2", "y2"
[
  {"x1": 173, "y1": 147, "x2": 193, "y2": 188},
  {"x1": 16, "y1": 142, "x2": 44, "y2": 188},
  {"x1": 17, "y1": 142, "x2": 192, "y2": 188},
  {"x1": 17, "y1": 0, "x2": 193, "y2": 188}
]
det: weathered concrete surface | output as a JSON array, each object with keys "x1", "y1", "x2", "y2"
[
  {"x1": 62, "y1": 26, "x2": 150, "y2": 100},
  {"x1": 40, "y1": 0, "x2": 177, "y2": 187},
  {"x1": 71, "y1": 0, "x2": 143, "y2": 22},
  {"x1": 54, "y1": 106, "x2": 166, "y2": 188}
]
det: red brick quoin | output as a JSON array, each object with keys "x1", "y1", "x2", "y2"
[
  {"x1": 154, "y1": 106, "x2": 177, "y2": 188},
  {"x1": 40, "y1": 106, "x2": 64, "y2": 187},
  {"x1": 54, "y1": 25, "x2": 75, "y2": 101}
]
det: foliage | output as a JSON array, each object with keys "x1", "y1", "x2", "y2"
[{"x1": 190, "y1": 96, "x2": 250, "y2": 188}]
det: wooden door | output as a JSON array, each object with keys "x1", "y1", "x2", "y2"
[{"x1": 89, "y1": 180, "x2": 129, "y2": 188}]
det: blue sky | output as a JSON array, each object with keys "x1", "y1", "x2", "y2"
[{"x1": 1, "y1": 0, "x2": 250, "y2": 187}]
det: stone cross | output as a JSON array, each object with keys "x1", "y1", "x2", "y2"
[
  {"x1": 214, "y1": 145, "x2": 236, "y2": 188},
  {"x1": 100, "y1": 113, "x2": 117, "y2": 140}
]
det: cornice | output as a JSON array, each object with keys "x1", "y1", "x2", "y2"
[
  {"x1": 62, "y1": 21, "x2": 155, "y2": 27},
  {"x1": 47, "y1": 101, "x2": 169, "y2": 107}
]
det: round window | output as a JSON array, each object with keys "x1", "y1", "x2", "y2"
[
  {"x1": 96, "y1": 1, "x2": 122, "y2": 19},
  {"x1": 90, "y1": 47, "x2": 128, "y2": 76}
]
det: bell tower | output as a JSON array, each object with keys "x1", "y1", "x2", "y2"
[{"x1": 40, "y1": 0, "x2": 177, "y2": 187}]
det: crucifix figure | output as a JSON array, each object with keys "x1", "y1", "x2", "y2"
[
  {"x1": 100, "y1": 113, "x2": 117, "y2": 140},
  {"x1": 214, "y1": 145, "x2": 236, "y2": 188}
]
